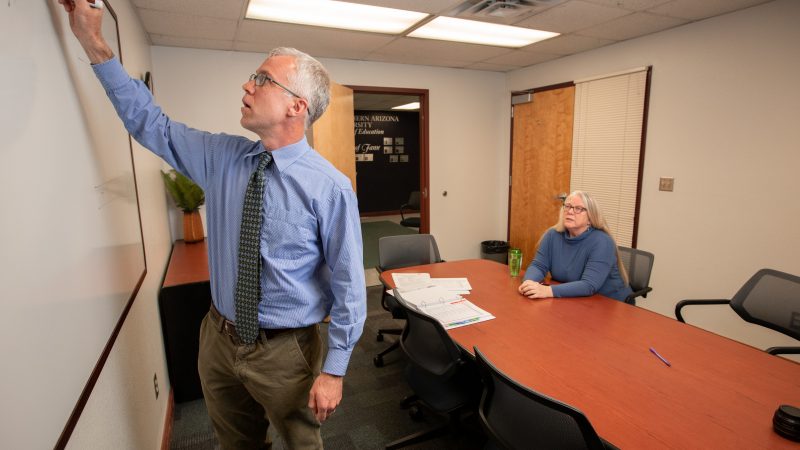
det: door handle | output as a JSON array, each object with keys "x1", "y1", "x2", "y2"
[{"x1": 555, "y1": 192, "x2": 567, "y2": 202}]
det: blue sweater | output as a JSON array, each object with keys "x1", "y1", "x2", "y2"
[{"x1": 523, "y1": 227, "x2": 632, "y2": 302}]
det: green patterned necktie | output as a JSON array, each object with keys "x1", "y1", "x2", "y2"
[{"x1": 235, "y1": 151, "x2": 272, "y2": 344}]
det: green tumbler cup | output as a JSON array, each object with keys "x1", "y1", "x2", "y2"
[{"x1": 508, "y1": 248, "x2": 522, "y2": 277}]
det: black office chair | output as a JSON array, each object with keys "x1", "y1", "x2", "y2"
[
  {"x1": 617, "y1": 246, "x2": 654, "y2": 305},
  {"x1": 473, "y1": 347, "x2": 617, "y2": 450},
  {"x1": 374, "y1": 234, "x2": 442, "y2": 368},
  {"x1": 675, "y1": 268, "x2": 800, "y2": 355},
  {"x1": 399, "y1": 191, "x2": 421, "y2": 229},
  {"x1": 385, "y1": 290, "x2": 482, "y2": 449}
]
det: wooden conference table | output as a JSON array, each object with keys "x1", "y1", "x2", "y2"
[{"x1": 381, "y1": 259, "x2": 800, "y2": 449}]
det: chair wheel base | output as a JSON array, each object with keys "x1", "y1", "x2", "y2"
[
  {"x1": 373, "y1": 356, "x2": 384, "y2": 367},
  {"x1": 400, "y1": 394, "x2": 418, "y2": 409}
]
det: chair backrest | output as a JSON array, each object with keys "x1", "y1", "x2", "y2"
[
  {"x1": 378, "y1": 234, "x2": 441, "y2": 271},
  {"x1": 394, "y1": 290, "x2": 465, "y2": 378},
  {"x1": 730, "y1": 268, "x2": 800, "y2": 341},
  {"x1": 474, "y1": 347, "x2": 607, "y2": 450},
  {"x1": 406, "y1": 191, "x2": 421, "y2": 210},
  {"x1": 618, "y1": 246, "x2": 654, "y2": 293}
]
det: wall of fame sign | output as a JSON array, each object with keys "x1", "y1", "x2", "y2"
[{"x1": 354, "y1": 110, "x2": 420, "y2": 213}]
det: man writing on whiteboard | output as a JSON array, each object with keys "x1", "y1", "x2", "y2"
[{"x1": 57, "y1": 1, "x2": 366, "y2": 448}]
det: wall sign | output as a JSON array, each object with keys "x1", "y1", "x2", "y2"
[{"x1": 354, "y1": 110, "x2": 420, "y2": 213}]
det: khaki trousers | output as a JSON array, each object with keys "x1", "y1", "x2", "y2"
[{"x1": 198, "y1": 312, "x2": 323, "y2": 450}]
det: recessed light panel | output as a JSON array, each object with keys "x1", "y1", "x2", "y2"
[
  {"x1": 246, "y1": 0, "x2": 429, "y2": 34},
  {"x1": 409, "y1": 16, "x2": 558, "y2": 48},
  {"x1": 392, "y1": 102, "x2": 420, "y2": 110}
]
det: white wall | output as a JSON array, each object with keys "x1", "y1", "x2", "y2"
[
  {"x1": 66, "y1": 0, "x2": 174, "y2": 447},
  {"x1": 150, "y1": 47, "x2": 510, "y2": 261},
  {"x1": 508, "y1": 0, "x2": 800, "y2": 355}
]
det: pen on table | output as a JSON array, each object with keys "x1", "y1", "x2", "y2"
[{"x1": 649, "y1": 347, "x2": 671, "y2": 367}]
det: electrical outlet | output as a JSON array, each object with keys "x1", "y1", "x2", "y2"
[
  {"x1": 659, "y1": 177, "x2": 674, "y2": 192},
  {"x1": 153, "y1": 373, "x2": 159, "y2": 399}
]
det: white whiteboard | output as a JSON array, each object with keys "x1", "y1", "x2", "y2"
[{"x1": 0, "y1": 1, "x2": 146, "y2": 448}]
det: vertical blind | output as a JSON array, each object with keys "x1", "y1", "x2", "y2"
[{"x1": 570, "y1": 68, "x2": 647, "y2": 247}]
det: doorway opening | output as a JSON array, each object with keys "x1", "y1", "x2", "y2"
[{"x1": 349, "y1": 86, "x2": 430, "y2": 235}]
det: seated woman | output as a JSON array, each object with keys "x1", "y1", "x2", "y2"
[{"x1": 518, "y1": 191, "x2": 632, "y2": 302}]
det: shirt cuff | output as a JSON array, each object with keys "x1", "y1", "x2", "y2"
[
  {"x1": 322, "y1": 348, "x2": 353, "y2": 376},
  {"x1": 91, "y1": 56, "x2": 130, "y2": 92}
]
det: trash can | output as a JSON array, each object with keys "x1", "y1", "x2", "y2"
[{"x1": 480, "y1": 240, "x2": 509, "y2": 264}]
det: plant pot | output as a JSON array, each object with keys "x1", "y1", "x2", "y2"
[{"x1": 183, "y1": 210, "x2": 204, "y2": 243}]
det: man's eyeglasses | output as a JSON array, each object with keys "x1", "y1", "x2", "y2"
[
  {"x1": 248, "y1": 73, "x2": 302, "y2": 99},
  {"x1": 563, "y1": 204, "x2": 587, "y2": 214}
]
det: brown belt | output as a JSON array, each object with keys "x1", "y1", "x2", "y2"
[{"x1": 209, "y1": 303, "x2": 298, "y2": 345}]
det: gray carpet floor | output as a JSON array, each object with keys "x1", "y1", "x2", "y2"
[{"x1": 170, "y1": 285, "x2": 486, "y2": 450}]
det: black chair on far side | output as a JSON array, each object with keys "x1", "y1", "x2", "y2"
[
  {"x1": 400, "y1": 191, "x2": 421, "y2": 229},
  {"x1": 374, "y1": 234, "x2": 442, "y2": 368},
  {"x1": 385, "y1": 290, "x2": 482, "y2": 449},
  {"x1": 473, "y1": 347, "x2": 618, "y2": 450},
  {"x1": 675, "y1": 268, "x2": 800, "y2": 355},
  {"x1": 617, "y1": 246, "x2": 655, "y2": 305}
]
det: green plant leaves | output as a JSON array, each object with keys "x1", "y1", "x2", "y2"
[{"x1": 161, "y1": 169, "x2": 205, "y2": 212}]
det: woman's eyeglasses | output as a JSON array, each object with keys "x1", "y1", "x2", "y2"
[{"x1": 563, "y1": 204, "x2": 587, "y2": 214}]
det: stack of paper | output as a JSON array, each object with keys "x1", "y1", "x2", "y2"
[{"x1": 389, "y1": 273, "x2": 494, "y2": 329}]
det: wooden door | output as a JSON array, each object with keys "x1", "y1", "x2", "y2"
[
  {"x1": 308, "y1": 81, "x2": 357, "y2": 191},
  {"x1": 508, "y1": 86, "x2": 575, "y2": 268}
]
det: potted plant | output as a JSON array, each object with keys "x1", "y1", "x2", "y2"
[{"x1": 161, "y1": 169, "x2": 205, "y2": 243}]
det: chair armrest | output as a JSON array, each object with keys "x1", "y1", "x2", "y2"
[
  {"x1": 399, "y1": 202, "x2": 419, "y2": 219},
  {"x1": 767, "y1": 346, "x2": 800, "y2": 355},
  {"x1": 624, "y1": 287, "x2": 653, "y2": 305},
  {"x1": 675, "y1": 299, "x2": 731, "y2": 323}
]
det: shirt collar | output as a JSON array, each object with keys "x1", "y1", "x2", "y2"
[
  {"x1": 564, "y1": 226, "x2": 594, "y2": 241},
  {"x1": 249, "y1": 136, "x2": 310, "y2": 173}
]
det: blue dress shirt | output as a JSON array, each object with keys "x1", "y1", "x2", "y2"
[
  {"x1": 94, "y1": 58, "x2": 366, "y2": 376},
  {"x1": 523, "y1": 227, "x2": 632, "y2": 301}
]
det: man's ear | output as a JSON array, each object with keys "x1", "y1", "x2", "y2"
[{"x1": 288, "y1": 98, "x2": 308, "y2": 119}]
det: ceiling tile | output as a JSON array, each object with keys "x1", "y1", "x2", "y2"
[
  {"x1": 372, "y1": 37, "x2": 512, "y2": 63},
  {"x1": 236, "y1": 20, "x2": 396, "y2": 59},
  {"x1": 131, "y1": 0, "x2": 245, "y2": 20},
  {"x1": 580, "y1": 0, "x2": 672, "y2": 12},
  {"x1": 522, "y1": 33, "x2": 615, "y2": 55},
  {"x1": 515, "y1": 0, "x2": 632, "y2": 33},
  {"x1": 366, "y1": 51, "x2": 473, "y2": 69},
  {"x1": 647, "y1": 0, "x2": 772, "y2": 21},
  {"x1": 137, "y1": 8, "x2": 238, "y2": 40},
  {"x1": 481, "y1": 50, "x2": 562, "y2": 68},
  {"x1": 578, "y1": 11, "x2": 688, "y2": 40},
  {"x1": 151, "y1": 34, "x2": 234, "y2": 51}
]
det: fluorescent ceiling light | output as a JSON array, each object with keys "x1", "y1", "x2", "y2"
[
  {"x1": 246, "y1": 0, "x2": 428, "y2": 34},
  {"x1": 408, "y1": 16, "x2": 558, "y2": 48},
  {"x1": 392, "y1": 102, "x2": 420, "y2": 110}
]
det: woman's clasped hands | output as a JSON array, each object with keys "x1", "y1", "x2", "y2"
[{"x1": 518, "y1": 280, "x2": 554, "y2": 299}]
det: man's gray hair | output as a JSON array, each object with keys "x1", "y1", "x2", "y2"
[{"x1": 268, "y1": 47, "x2": 330, "y2": 128}]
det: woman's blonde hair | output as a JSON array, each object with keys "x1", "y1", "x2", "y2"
[{"x1": 542, "y1": 190, "x2": 629, "y2": 284}]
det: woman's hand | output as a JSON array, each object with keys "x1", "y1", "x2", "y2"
[{"x1": 518, "y1": 280, "x2": 554, "y2": 299}]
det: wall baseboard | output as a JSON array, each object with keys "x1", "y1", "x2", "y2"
[{"x1": 161, "y1": 389, "x2": 174, "y2": 450}]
